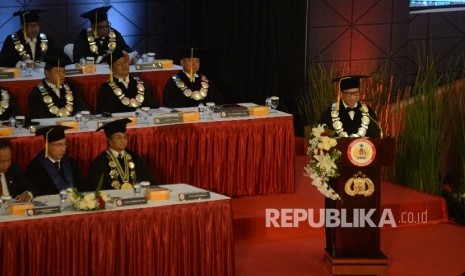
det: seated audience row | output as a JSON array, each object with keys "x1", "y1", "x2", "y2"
[{"x1": 2, "y1": 119, "x2": 153, "y2": 201}]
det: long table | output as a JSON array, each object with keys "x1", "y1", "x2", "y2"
[
  {"x1": 0, "y1": 184, "x2": 235, "y2": 276},
  {"x1": 8, "y1": 112, "x2": 295, "y2": 197},
  {"x1": 0, "y1": 65, "x2": 181, "y2": 114}
]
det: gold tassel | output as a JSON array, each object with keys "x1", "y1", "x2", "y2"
[
  {"x1": 44, "y1": 128, "x2": 53, "y2": 158},
  {"x1": 22, "y1": 12, "x2": 30, "y2": 40},
  {"x1": 336, "y1": 80, "x2": 341, "y2": 111},
  {"x1": 189, "y1": 47, "x2": 194, "y2": 83},
  {"x1": 109, "y1": 52, "x2": 114, "y2": 83}
]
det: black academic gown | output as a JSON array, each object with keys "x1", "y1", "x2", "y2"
[
  {"x1": 97, "y1": 75, "x2": 156, "y2": 114},
  {"x1": 28, "y1": 80, "x2": 89, "y2": 119},
  {"x1": 319, "y1": 100, "x2": 380, "y2": 254},
  {"x1": 25, "y1": 151, "x2": 84, "y2": 196},
  {"x1": 0, "y1": 89, "x2": 21, "y2": 120},
  {"x1": 73, "y1": 28, "x2": 133, "y2": 64},
  {"x1": 162, "y1": 72, "x2": 224, "y2": 108},
  {"x1": 86, "y1": 149, "x2": 153, "y2": 191},
  {"x1": 5, "y1": 163, "x2": 37, "y2": 198},
  {"x1": 319, "y1": 101, "x2": 381, "y2": 138},
  {"x1": 0, "y1": 30, "x2": 58, "y2": 67}
]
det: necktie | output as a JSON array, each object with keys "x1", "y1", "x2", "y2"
[{"x1": 54, "y1": 161, "x2": 61, "y2": 173}]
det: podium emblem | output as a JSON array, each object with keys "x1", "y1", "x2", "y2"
[
  {"x1": 347, "y1": 138, "x2": 376, "y2": 167},
  {"x1": 344, "y1": 171, "x2": 375, "y2": 196}
]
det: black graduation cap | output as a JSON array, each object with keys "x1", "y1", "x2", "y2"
[
  {"x1": 80, "y1": 6, "x2": 112, "y2": 24},
  {"x1": 332, "y1": 75, "x2": 369, "y2": 91},
  {"x1": 44, "y1": 53, "x2": 70, "y2": 70},
  {"x1": 96, "y1": 118, "x2": 131, "y2": 137},
  {"x1": 35, "y1": 125, "x2": 72, "y2": 157},
  {"x1": 13, "y1": 9, "x2": 45, "y2": 23},
  {"x1": 35, "y1": 125, "x2": 72, "y2": 142},
  {"x1": 110, "y1": 48, "x2": 128, "y2": 64},
  {"x1": 177, "y1": 47, "x2": 204, "y2": 60}
]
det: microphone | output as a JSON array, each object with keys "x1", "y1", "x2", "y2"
[{"x1": 367, "y1": 114, "x2": 384, "y2": 139}]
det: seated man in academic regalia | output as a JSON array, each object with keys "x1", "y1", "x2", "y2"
[
  {"x1": 28, "y1": 54, "x2": 89, "y2": 119},
  {"x1": 25, "y1": 125, "x2": 84, "y2": 196},
  {"x1": 162, "y1": 48, "x2": 224, "y2": 108},
  {"x1": 86, "y1": 118, "x2": 153, "y2": 191},
  {"x1": 97, "y1": 49, "x2": 156, "y2": 114},
  {"x1": 73, "y1": 6, "x2": 135, "y2": 64},
  {"x1": 0, "y1": 9, "x2": 59, "y2": 68},
  {"x1": 0, "y1": 140, "x2": 36, "y2": 202},
  {"x1": 0, "y1": 87, "x2": 22, "y2": 121}
]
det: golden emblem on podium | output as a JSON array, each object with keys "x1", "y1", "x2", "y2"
[{"x1": 344, "y1": 171, "x2": 375, "y2": 196}]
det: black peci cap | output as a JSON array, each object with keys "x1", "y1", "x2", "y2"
[
  {"x1": 333, "y1": 75, "x2": 368, "y2": 91},
  {"x1": 110, "y1": 48, "x2": 128, "y2": 64},
  {"x1": 13, "y1": 9, "x2": 45, "y2": 24},
  {"x1": 96, "y1": 118, "x2": 131, "y2": 137},
  {"x1": 80, "y1": 6, "x2": 112, "y2": 24}
]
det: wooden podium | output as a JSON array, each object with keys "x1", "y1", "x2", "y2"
[{"x1": 324, "y1": 137, "x2": 395, "y2": 276}]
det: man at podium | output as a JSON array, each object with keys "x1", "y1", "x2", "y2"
[{"x1": 319, "y1": 75, "x2": 381, "y2": 138}]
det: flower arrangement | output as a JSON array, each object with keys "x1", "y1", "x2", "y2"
[
  {"x1": 70, "y1": 189, "x2": 108, "y2": 211},
  {"x1": 70, "y1": 174, "x2": 108, "y2": 211},
  {"x1": 304, "y1": 124, "x2": 342, "y2": 200}
]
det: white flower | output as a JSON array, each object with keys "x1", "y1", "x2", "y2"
[
  {"x1": 314, "y1": 152, "x2": 336, "y2": 172},
  {"x1": 312, "y1": 124, "x2": 326, "y2": 138},
  {"x1": 304, "y1": 125, "x2": 341, "y2": 200}
]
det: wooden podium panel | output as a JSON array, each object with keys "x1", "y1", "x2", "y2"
[{"x1": 325, "y1": 137, "x2": 394, "y2": 275}]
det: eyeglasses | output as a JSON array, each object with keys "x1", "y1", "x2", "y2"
[
  {"x1": 97, "y1": 23, "x2": 111, "y2": 30},
  {"x1": 111, "y1": 134, "x2": 128, "y2": 141},
  {"x1": 50, "y1": 142, "x2": 68, "y2": 148},
  {"x1": 342, "y1": 91, "x2": 361, "y2": 97},
  {"x1": 25, "y1": 23, "x2": 40, "y2": 29}
]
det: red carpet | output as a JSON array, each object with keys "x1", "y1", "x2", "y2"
[{"x1": 232, "y1": 145, "x2": 465, "y2": 275}]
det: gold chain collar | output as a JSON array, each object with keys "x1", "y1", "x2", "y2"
[
  {"x1": 330, "y1": 104, "x2": 371, "y2": 137},
  {"x1": 38, "y1": 82, "x2": 74, "y2": 117},
  {"x1": 86, "y1": 28, "x2": 117, "y2": 55},
  {"x1": 108, "y1": 77, "x2": 145, "y2": 108},
  {"x1": 0, "y1": 90, "x2": 10, "y2": 116},
  {"x1": 12, "y1": 33, "x2": 48, "y2": 60},
  {"x1": 172, "y1": 74, "x2": 209, "y2": 101},
  {"x1": 107, "y1": 150, "x2": 136, "y2": 189}
]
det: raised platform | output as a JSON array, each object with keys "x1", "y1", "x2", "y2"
[{"x1": 232, "y1": 155, "x2": 448, "y2": 241}]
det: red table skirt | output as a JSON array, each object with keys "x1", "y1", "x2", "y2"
[
  {"x1": 0, "y1": 69, "x2": 178, "y2": 115},
  {"x1": 9, "y1": 116, "x2": 295, "y2": 197},
  {"x1": 0, "y1": 200, "x2": 234, "y2": 276}
]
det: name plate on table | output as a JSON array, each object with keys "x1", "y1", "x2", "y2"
[
  {"x1": 0, "y1": 72, "x2": 14, "y2": 79},
  {"x1": 135, "y1": 63, "x2": 163, "y2": 70},
  {"x1": 178, "y1": 191, "x2": 210, "y2": 201},
  {"x1": 154, "y1": 115, "x2": 183, "y2": 124},
  {"x1": 220, "y1": 109, "x2": 249, "y2": 118},
  {"x1": 65, "y1": 69, "x2": 83, "y2": 76},
  {"x1": 112, "y1": 197, "x2": 147, "y2": 206},
  {"x1": 27, "y1": 206, "x2": 61, "y2": 216}
]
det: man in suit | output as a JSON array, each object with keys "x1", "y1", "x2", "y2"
[
  {"x1": 25, "y1": 125, "x2": 84, "y2": 196},
  {"x1": 319, "y1": 75, "x2": 381, "y2": 138},
  {"x1": 0, "y1": 9, "x2": 58, "y2": 68},
  {"x1": 28, "y1": 54, "x2": 89, "y2": 119},
  {"x1": 0, "y1": 140, "x2": 36, "y2": 202},
  {"x1": 97, "y1": 49, "x2": 156, "y2": 114},
  {"x1": 86, "y1": 118, "x2": 153, "y2": 191},
  {"x1": 73, "y1": 6, "x2": 135, "y2": 64},
  {"x1": 163, "y1": 48, "x2": 224, "y2": 108}
]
